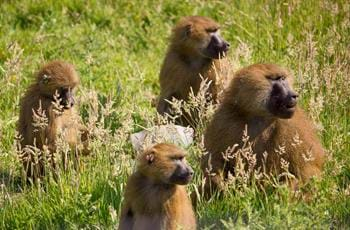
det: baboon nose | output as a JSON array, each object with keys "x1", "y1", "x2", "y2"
[
  {"x1": 287, "y1": 92, "x2": 298, "y2": 108},
  {"x1": 289, "y1": 92, "x2": 298, "y2": 102},
  {"x1": 223, "y1": 42, "x2": 230, "y2": 51},
  {"x1": 291, "y1": 93, "x2": 298, "y2": 100},
  {"x1": 188, "y1": 167, "x2": 194, "y2": 176},
  {"x1": 70, "y1": 97, "x2": 75, "y2": 107}
]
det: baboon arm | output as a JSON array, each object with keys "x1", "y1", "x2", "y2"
[
  {"x1": 156, "y1": 91, "x2": 177, "y2": 115},
  {"x1": 299, "y1": 164, "x2": 323, "y2": 182},
  {"x1": 198, "y1": 152, "x2": 228, "y2": 200},
  {"x1": 204, "y1": 171, "x2": 226, "y2": 196},
  {"x1": 79, "y1": 124, "x2": 91, "y2": 155},
  {"x1": 156, "y1": 97, "x2": 169, "y2": 115},
  {"x1": 45, "y1": 107, "x2": 59, "y2": 152},
  {"x1": 119, "y1": 202, "x2": 134, "y2": 230}
]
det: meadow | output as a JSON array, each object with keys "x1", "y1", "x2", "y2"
[{"x1": 0, "y1": 0, "x2": 349, "y2": 229}]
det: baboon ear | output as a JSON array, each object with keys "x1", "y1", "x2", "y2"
[
  {"x1": 239, "y1": 76, "x2": 247, "y2": 84},
  {"x1": 183, "y1": 23, "x2": 193, "y2": 38},
  {"x1": 145, "y1": 152, "x2": 155, "y2": 164},
  {"x1": 40, "y1": 74, "x2": 51, "y2": 85}
]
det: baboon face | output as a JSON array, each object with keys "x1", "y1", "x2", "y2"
[
  {"x1": 167, "y1": 154, "x2": 194, "y2": 185},
  {"x1": 173, "y1": 16, "x2": 230, "y2": 59},
  {"x1": 199, "y1": 27, "x2": 230, "y2": 59},
  {"x1": 231, "y1": 64, "x2": 298, "y2": 118},
  {"x1": 57, "y1": 87, "x2": 75, "y2": 109},
  {"x1": 37, "y1": 61, "x2": 79, "y2": 109},
  {"x1": 138, "y1": 143, "x2": 194, "y2": 185},
  {"x1": 266, "y1": 74, "x2": 298, "y2": 118}
]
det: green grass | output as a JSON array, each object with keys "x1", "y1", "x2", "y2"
[{"x1": 0, "y1": 0, "x2": 349, "y2": 229}]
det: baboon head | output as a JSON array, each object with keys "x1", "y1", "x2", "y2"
[
  {"x1": 138, "y1": 143, "x2": 194, "y2": 185},
  {"x1": 171, "y1": 16, "x2": 230, "y2": 59},
  {"x1": 36, "y1": 60, "x2": 79, "y2": 109},
  {"x1": 227, "y1": 63, "x2": 298, "y2": 119}
]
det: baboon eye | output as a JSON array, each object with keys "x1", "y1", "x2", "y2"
[
  {"x1": 60, "y1": 87, "x2": 68, "y2": 94},
  {"x1": 41, "y1": 75, "x2": 50, "y2": 84},
  {"x1": 146, "y1": 153, "x2": 155, "y2": 164},
  {"x1": 267, "y1": 75, "x2": 286, "y2": 81},
  {"x1": 206, "y1": 28, "x2": 218, "y2": 33},
  {"x1": 275, "y1": 75, "x2": 286, "y2": 81},
  {"x1": 170, "y1": 156, "x2": 184, "y2": 161}
]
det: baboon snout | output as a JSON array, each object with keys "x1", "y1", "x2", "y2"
[
  {"x1": 268, "y1": 82, "x2": 298, "y2": 119},
  {"x1": 180, "y1": 166, "x2": 194, "y2": 178},
  {"x1": 68, "y1": 96, "x2": 75, "y2": 107},
  {"x1": 187, "y1": 166, "x2": 194, "y2": 176},
  {"x1": 214, "y1": 39, "x2": 230, "y2": 53},
  {"x1": 170, "y1": 164, "x2": 194, "y2": 185},
  {"x1": 286, "y1": 91, "x2": 298, "y2": 108},
  {"x1": 220, "y1": 41, "x2": 230, "y2": 52},
  {"x1": 62, "y1": 96, "x2": 75, "y2": 109},
  {"x1": 60, "y1": 88, "x2": 75, "y2": 109}
]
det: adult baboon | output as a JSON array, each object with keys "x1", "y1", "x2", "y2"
[
  {"x1": 200, "y1": 63, "x2": 325, "y2": 197},
  {"x1": 18, "y1": 60, "x2": 89, "y2": 181},
  {"x1": 119, "y1": 143, "x2": 196, "y2": 230},
  {"x1": 157, "y1": 16, "x2": 230, "y2": 127}
]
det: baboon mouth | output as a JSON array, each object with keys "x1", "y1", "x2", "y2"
[
  {"x1": 285, "y1": 104, "x2": 295, "y2": 110},
  {"x1": 61, "y1": 101, "x2": 75, "y2": 109},
  {"x1": 207, "y1": 50, "x2": 227, "y2": 59},
  {"x1": 218, "y1": 48, "x2": 229, "y2": 57},
  {"x1": 172, "y1": 175, "x2": 193, "y2": 185},
  {"x1": 219, "y1": 51, "x2": 227, "y2": 58},
  {"x1": 284, "y1": 102, "x2": 297, "y2": 111},
  {"x1": 201, "y1": 48, "x2": 228, "y2": 59},
  {"x1": 62, "y1": 105, "x2": 73, "y2": 110},
  {"x1": 222, "y1": 46, "x2": 229, "y2": 53},
  {"x1": 285, "y1": 108, "x2": 296, "y2": 116},
  {"x1": 269, "y1": 103, "x2": 296, "y2": 119},
  {"x1": 276, "y1": 105, "x2": 296, "y2": 119}
]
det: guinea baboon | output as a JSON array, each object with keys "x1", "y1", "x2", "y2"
[
  {"x1": 200, "y1": 63, "x2": 325, "y2": 197},
  {"x1": 119, "y1": 143, "x2": 196, "y2": 230},
  {"x1": 17, "y1": 60, "x2": 89, "y2": 181},
  {"x1": 157, "y1": 16, "x2": 230, "y2": 127}
]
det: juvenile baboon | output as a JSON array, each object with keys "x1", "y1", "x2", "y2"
[
  {"x1": 200, "y1": 63, "x2": 325, "y2": 197},
  {"x1": 17, "y1": 60, "x2": 89, "y2": 181},
  {"x1": 157, "y1": 16, "x2": 230, "y2": 127},
  {"x1": 119, "y1": 143, "x2": 196, "y2": 230}
]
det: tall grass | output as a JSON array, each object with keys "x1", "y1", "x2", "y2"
[{"x1": 0, "y1": 0, "x2": 349, "y2": 229}]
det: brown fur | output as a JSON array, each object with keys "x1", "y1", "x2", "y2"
[
  {"x1": 119, "y1": 143, "x2": 196, "y2": 230},
  {"x1": 157, "y1": 16, "x2": 230, "y2": 127},
  {"x1": 200, "y1": 63, "x2": 325, "y2": 197},
  {"x1": 17, "y1": 60, "x2": 89, "y2": 181}
]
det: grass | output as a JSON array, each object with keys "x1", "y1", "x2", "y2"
[{"x1": 0, "y1": 0, "x2": 349, "y2": 229}]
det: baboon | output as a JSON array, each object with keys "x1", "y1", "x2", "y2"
[
  {"x1": 119, "y1": 143, "x2": 196, "y2": 230},
  {"x1": 17, "y1": 60, "x2": 89, "y2": 181},
  {"x1": 157, "y1": 16, "x2": 230, "y2": 127},
  {"x1": 200, "y1": 63, "x2": 325, "y2": 197}
]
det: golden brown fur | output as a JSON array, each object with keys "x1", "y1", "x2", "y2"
[
  {"x1": 17, "y1": 60, "x2": 89, "y2": 180},
  {"x1": 119, "y1": 143, "x2": 196, "y2": 230},
  {"x1": 200, "y1": 63, "x2": 325, "y2": 197},
  {"x1": 157, "y1": 16, "x2": 230, "y2": 127}
]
